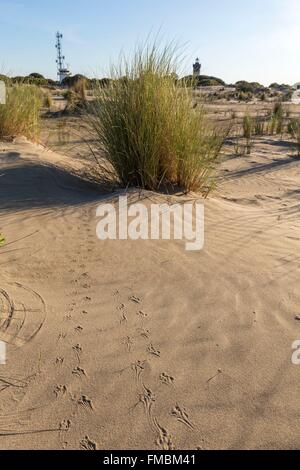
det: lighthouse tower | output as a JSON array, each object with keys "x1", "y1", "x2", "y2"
[{"x1": 193, "y1": 58, "x2": 201, "y2": 77}]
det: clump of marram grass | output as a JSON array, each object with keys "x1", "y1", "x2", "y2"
[
  {"x1": 63, "y1": 79, "x2": 87, "y2": 113},
  {"x1": 43, "y1": 91, "x2": 52, "y2": 110},
  {"x1": 269, "y1": 101, "x2": 284, "y2": 135},
  {"x1": 242, "y1": 113, "x2": 253, "y2": 154},
  {"x1": 64, "y1": 89, "x2": 77, "y2": 109},
  {"x1": 72, "y1": 77, "x2": 87, "y2": 104},
  {"x1": 0, "y1": 84, "x2": 41, "y2": 140},
  {"x1": 87, "y1": 43, "x2": 228, "y2": 193},
  {"x1": 288, "y1": 118, "x2": 300, "y2": 156},
  {"x1": 254, "y1": 115, "x2": 266, "y2": 136}
]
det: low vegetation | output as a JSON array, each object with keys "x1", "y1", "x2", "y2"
[
  {"x1": 0, "y1": 84, "x2": 42, "y2": 140},
  {"x1": 87, "y1": 43, "x2": 228, "y2": 193},
  {"x1": 242, "y1": 113, "x2": 253, "y2": 154},
  {"x1": 288, "y1": 118, "x2": 300, "y2": 156}
]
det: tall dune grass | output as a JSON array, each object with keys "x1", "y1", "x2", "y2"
[
  {"x1": 242, "y1": 113, "x2": 253, "y2": 154},
  {"x1": 0, "y1": 84, "x2": 41, "y2": 140},
  {"x1": 87, "y1": 44, "x2": 228, "y2": 193},
  {"x1": 288, "y1": 118, "x2": 300, "y2": 156}
]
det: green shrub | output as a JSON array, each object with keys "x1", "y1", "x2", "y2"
[{"x1": 87, "y1": 43, "x2": 228, "y2": 192}]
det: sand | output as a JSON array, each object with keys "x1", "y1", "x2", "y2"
[{"x1": 0, "y1": 134, "x2": 300, "y2": 450}]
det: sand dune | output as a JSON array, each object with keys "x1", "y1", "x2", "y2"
[{"x1": 0, "y1": 136, "x2": 300, "y2": 450}]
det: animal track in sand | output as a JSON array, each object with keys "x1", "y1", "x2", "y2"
[
  {"x1": 59, "y1": 419, "x2": 72, "y2": 431},
  {"x1": 54, "y1": 385, "x2": 67, "y2": 399},
  {"x1": 137, "y1": 311, "x2": 148, "y2": 320},
  {"x1": 80, "y1": 435, "x2": 98, "y2": 450},
  {"x1": 147, "y1": 344, "x2": 161, "y2": 358},
  {"x1": 64, "y1": 314, "x2": 72, "y2": 321},
  {"x1": 120, "y1": 311, "x2": 128, "y2": 324},
  {"x1": 129, "y1": 296, "x2": 141, "y2": 304},
  {"x1": 78, "y1": 395, "x2": 94, "y2": 412},
  {"x1": 75, "y1": 325, "x2": 83, "y2": 333},
  {"x1": 0, "y1": 283, "x2": 46, "y2": 348},
  {"x1": 55, "y1": 357, "x2": 64, "y2": 366},
  {"x1": 159, "y1": 373, "x2": 174, "y2": 386},
  {"x1": 72, "y1": 344, "x2": 83, "y2": 362},
  {"x1": 82, "y1": 284, "x2": 91, "y2": 289},
  {"x1": 154, "y1": 418, "x2": 175, "y2": 450},
  {"x1": 72, "y1": 367, "x2": 87, "y2": 379},
  {"x1": 57, "y1": 332, "x2": 67, "y2": 342},
  {"x1": 138, "y1": 328, "x2": 151, "y2": 339},
  {"x1": 123, "y1": 336, "x2": 134, "y2": 352},
  {"x1": 171, "y1": 404, "x2": 194, "y2": 430},
  {"x1": 138, "y1": 385, "x2": 155, "y2": 417},
  {"x1": 131, "y1": 360, "x2": 147, "y2": 382}
]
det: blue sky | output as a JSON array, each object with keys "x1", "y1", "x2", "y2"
[{"x1": 0, "y1": 0, "x2": 298, "y2": 85}]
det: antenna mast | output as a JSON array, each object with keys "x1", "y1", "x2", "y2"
[{"x1": 55, "y1": 32, "x2": 71, "y2": 84}]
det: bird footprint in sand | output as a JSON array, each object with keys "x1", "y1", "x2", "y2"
[
  {"x1": 131, "y1": 360, "x2": 146, "y2": 382},
  {"x1": 129, "y1": 295, "x2": 141, "y2": 304},
  {"x1": 171, "y1": 404, "x2": 194, "y2": 430},
  {"x1": 72, "y1": 367, "x2": 87, "y2": 378},
  {"x1": 147, "y1": 344, "x2": 161, "y2": 357},
  {"x1": 123, "y1": 336, "x2": 133, "y2": 352},
  {"x1": 78, "y1": 395, "x2": 94, "y2": 411},
  {"x1": 59, "y1": 419, "x2": 72, "y2": 431},
  {"x1": 138, "y1": 385, "x2": 155, "y2": 415},
  {"x1": 73, "y1": 344, "x2": 83, "y2": 361},
  {"x1": 80, "y1": 436, "x2": 97, "y2": 450},
  {"x1": 54, "y1": 385, "x2": 67, "y2": 399},
  {"x1": 139, "y1": 328, "x2": 151, "y2": 339},
  {"x1": 137, "y1": 311, "x2": 148, "y2": 319},
  {"x1": 159, "y1": 373, "x2": 174, "y2": 386},
  {"x1": 120, "y1": 311, "x2": 128, "y2": 324},
  {"x1": 154, "y1": 419, "x2": 175, "y2": 450}
]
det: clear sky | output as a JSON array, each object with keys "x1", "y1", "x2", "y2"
[{"x1": 0, "y1": 0, "x2": 298, "y2": 85}]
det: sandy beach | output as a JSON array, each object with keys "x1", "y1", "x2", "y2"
[{"x1": 0, "y1": 132, "x2": 299, "y2": 450}]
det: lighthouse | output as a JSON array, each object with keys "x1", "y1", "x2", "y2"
[{"x1": 193, "y1": 58, "x2": 201, "y2": 77}]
